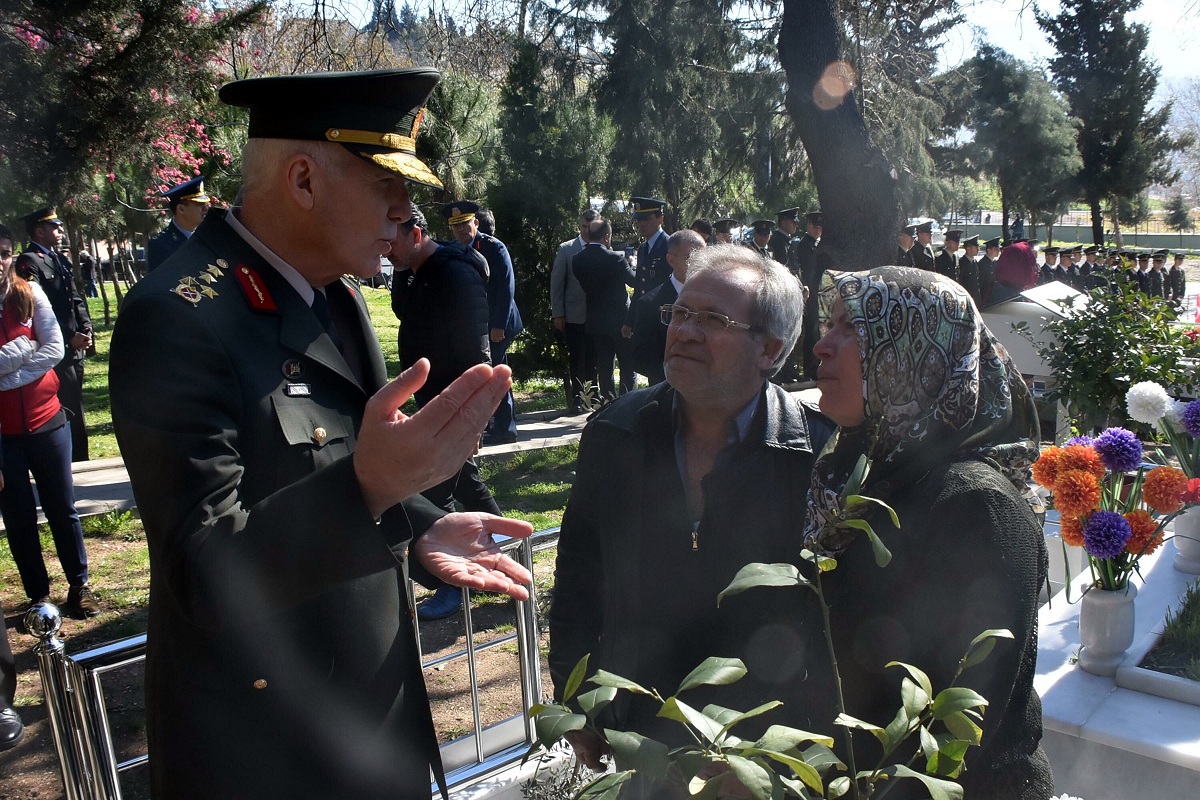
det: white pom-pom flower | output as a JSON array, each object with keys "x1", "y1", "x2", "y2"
[{"x1": 1126, "y1": 381, "x2": 1172, "y2": 425}]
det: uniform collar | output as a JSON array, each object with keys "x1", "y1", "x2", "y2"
[{"x1": 225, "y1": 207, "x2": 315, "y2": 305}]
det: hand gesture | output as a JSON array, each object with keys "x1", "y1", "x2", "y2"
[
  {"x1": 414, "y1": 512, "x2": 534, "y2": 600},
  {"x1": 354, "y1": 359, "x2": 511, "y2": 518}
]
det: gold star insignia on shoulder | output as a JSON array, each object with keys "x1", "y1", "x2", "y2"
[
  {"x1": 216, "y1": 259, "x2": 229, "y2": 269},
  {"x1": 172, "y1": 269, "x2": 221, "y2": 306},
  {"x1": 198, "y1": 272, "x2": 217, "y2": 284},
  {"x1": 200, "y1": 286, "x2": 218, "y2": 299},
  {"x1": 206, "y1": 264, "x2": 225, "y2": 278}
]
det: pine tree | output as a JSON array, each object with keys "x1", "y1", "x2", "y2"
[{"x1": 1036, "y1": 0, "x2": 1186, "y2": 244}]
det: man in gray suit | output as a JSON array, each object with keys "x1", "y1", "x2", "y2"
[{"x1": 551, "y1": 207, "x2": 600, "y2": 412}]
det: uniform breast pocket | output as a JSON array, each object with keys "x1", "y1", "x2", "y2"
[{"x1": 271, "y1": 396, "x2": 354, "y2": 475}]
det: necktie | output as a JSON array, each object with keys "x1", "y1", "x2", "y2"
[{"x1": 311, "y1": 289, "x2": 343, "y2": 353}]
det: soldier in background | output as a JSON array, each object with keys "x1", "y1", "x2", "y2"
[
  {"x1": 910, "y1": 220, "x2": 936, "y2": 270},
  {"x1": 690, "y1": 218, "x2": 713, "y2": 244},
  {"x1": 1038, "y1": 246, "x2": 1058, "y2": 285},
  {"x1": 979, "y1": 237, "x2": 1001, "y2": 306},
  {"x1": 770, "y1": 208, "x2": 799, "y2": 265},
  {"x1": 747, "y1": 219, "x2": 774, "y2": 258},
  {"x1": 1053, "y1": 248, "x2": 1072, "y2": 285},
  {"x1": 1168, "y1": 252, "x2": 1187, "y2": 305},
  {"x1": 1134, "y1": 252, "x2": 1152, "y2": 294},
  {"x1": 896, "y1": 223, "x2": 916, "y2": 266},
  {"x1": 620, "y1": 197, "x2": 670, "y2": 390},
  {"x1": 712, "y1": 218, "x2": 737, "y2": 244},
  {"x1": 791, "y1": 211, "x2": 826, "y2": 385},
  {"x1": 146, "y1": 175, "x2": 210, "y2": 272},
  {"x1": 15, "y1": 207, "x2": 93, "y2": 462},
  {"x1": 934, "y1": 229, "x2": 962, "y2": 281},
  {"x1": 958, "y1": 234, "x2": 981, "y2": 304},
  {"x1": 1149, "y1": 250, "x2": 1168, "y2": 298}
]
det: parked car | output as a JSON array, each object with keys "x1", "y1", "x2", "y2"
[{"x1": 365, "y1": 257, "x2": 393, "y2": 290}]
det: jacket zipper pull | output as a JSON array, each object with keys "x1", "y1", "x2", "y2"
[{"x1": 691, "y1": 524, "x2": 699, "y2": 552}]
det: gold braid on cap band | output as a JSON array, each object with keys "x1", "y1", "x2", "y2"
[
  {"x1": 447, "y1": 212, "x2": 476, "y2": 225},
  {"x1": 325, "y1": 128, "x2": 417, "y2": 153}
]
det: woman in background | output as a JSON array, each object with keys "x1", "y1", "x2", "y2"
[{"x1": 0, "y1": 223, "x2": 97, "y2": 617}]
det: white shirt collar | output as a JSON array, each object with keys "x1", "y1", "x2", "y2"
[
  {"x1": 669, "y1": 273, "x2": 684, "y2": 294},
  {"x1": 171, "y1": 220, "x2": 194, "y2": 240},
  {"x1": 225, "y1": 207, "x2": 315, "y2": 305}
]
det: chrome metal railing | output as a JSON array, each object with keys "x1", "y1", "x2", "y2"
[{"x1": 24, "y1": 526, "x2": 560, "y2": 800}]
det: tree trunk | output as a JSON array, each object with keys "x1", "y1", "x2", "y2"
[
  {"x1": 1090, "y1": 196, "x2": 1104, "y2": 245},
  {"x1": 1000, "y1": 188, "x2": 1010, "y2": 243},
  {"x1": 778, "y1": 0, "x2": 899, "y2": 268}
]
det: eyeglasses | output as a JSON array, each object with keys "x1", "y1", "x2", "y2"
[{"x1": 660, "y1": 304, "x2": 754, "y2": 333}]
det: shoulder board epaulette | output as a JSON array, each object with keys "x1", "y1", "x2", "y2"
[
  {"x1": 232, "y1": 262, "x2": 277, "y2": 311},
  {"x1": 172, "y1": 259, "x2": 231, "y2": 306}
]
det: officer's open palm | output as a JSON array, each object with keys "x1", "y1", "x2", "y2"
[
  {"x1": 416, "y1": 512, "x2": 534, "y2": 600},
  {"x1": 355, "y1": 359, "x2": 511, "y2": 518}
]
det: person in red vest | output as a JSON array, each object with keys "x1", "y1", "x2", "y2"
[{"x1": 0, "y1": 223, "x2": 97, "y2": 617}]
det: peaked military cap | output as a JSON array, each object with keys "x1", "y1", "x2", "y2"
[
  {"x1": 902, "y1": 224, "x2": 918, "y2": 237},
  {"x1": 1083, "y1": 245, "x2": 1100, "y2": 255},
  {"x1": 1136, "y1": 251, "x2": 1150, "y2": 261},
  {"x1": 983, "y1": 237, "x2": 1001, "y2": 250},
  {"x1": 1152, "y1": 249, "x2": 1169, "y2": 260},
  {"x1": 914, "y1": 220, "x2": 934, "y2": 234},
  {"x1": 1042, "y1": 246, "x2": 1059, "y2": 255},
  {"x1": 22, "y1": 206, "x2": 62, "y2": 228},
  {"x1": 713, "y1": 218, "x2": 738, "y2": 234},
  {"x1": 1174, "y1": 252, "x2": 1187, "y2": 259},
  {"x1": 776, "y1": 207, "x2": 800, "y2": 222},
  {"x1": 163, "y1": 175, "x2": 210, "y2": 205},
  {"x1": 945, "y1": 230, "x2": 963, "y2": 243},
  {"x1": 751, "y1": 219, "x2": 774, "y2": 233},
  {"x1": 630, "y1": 197, "x2": 666, "y2": 220},
  {"x1": 441, "y1": 201, "x2": 481, "y2": 226},
  {"x1": 219, "y1": 68, "x2": 443, "y2": 189},
  {"x1": 962, "y1": 234, "x2": 980, "y2": 248},
  {"x1": 1070, "y1": 245, "x2": 1083, "y2": 253},
  {"x1": 805, "y1": 211, "x2": 823, "y2": 226}
]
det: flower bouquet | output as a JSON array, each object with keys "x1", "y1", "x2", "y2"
[{"x1": 1032, "y1": 427, "x2": 1200, "y2": 591}]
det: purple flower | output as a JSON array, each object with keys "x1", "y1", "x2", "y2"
[
  {"x1": 1082, "y1": 511, "x2": 1133, "y2": 560},
  {"x1": 1092, "y1": 427, "x2": 1143, "y2": 473},
  {"x1": 1184, "y1": 400, "x2": 1200, "y2": 439},
  {"x1": 1065, "y1": 435, "x2": 1094, "y2": 447}
]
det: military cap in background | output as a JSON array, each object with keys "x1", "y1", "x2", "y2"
[
  {"x1": 21, "y1": 206, "x2": 62, "y2": 229},
  {"x1": 1152, "y1": 249, "x2": 1169, "y2": 261},
  {"x1": 1083, "y1": 245, "x2": 1100, "y2": 255},
  {"x1": 914, "y1": 220, "x2": 934, "y2": 234},
  {"x1": 219, "y1": 68, "x2": 443, "y2": 188},
  {"x1": 162, "y1": 175, "x2": 210, "y2": 206},
  {"x1": 983, "y1": 237, "x2": 1002, "y2": 250},
  {"x1": 441, "y1": 200, "x2": 480, "y2": 225},
  {"x1": 1136, "y1": 252, "x2": 1150, "y2": 261},
  {"x1": 751, "y1": 220, "x2": 774, "y2": 233},
  {"x1": 1174, "y1": 252, "x2": 1187, "y2": 260},
  {"x1": 962, "y1": 234, "x2": 980, "y2": 248},
  {"x1": 805, "y1": 211, "x2": 823, "y2": 226},
  {"x1": 776, "y1": 208, "x2": 800, "y2": 222},
  {"x1": 1042, "y1": 246, "x2": 1059, "y2": 255},
  {"x1": 945, "y1": 230, "x2": 963, "y2": 243},
  {"x1": 1071, "y1": 245, "x2": 1083, "y2": 254},
  {"x1": 903, "y1": 223, "x2": 918, "y2": 236},
  {"x1": 630, "y1": 197, "x2": 666, "y2": 219},
  {"x1": 690, "y1": 218, "x2": 713, "y2": 237},
  {"x1": 713, "y1": 218, "x2": 738, "y2": 234}
]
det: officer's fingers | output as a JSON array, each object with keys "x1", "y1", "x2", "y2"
[
  {"x1": 474, "y1": 514, "x2": 534, "y2": 540},
  {"x1": 368, "y1": 359, "x2": 431, "y2": 421},
  {"x1": 414, "y1": 364, "x2": 509, "y2": 441}
]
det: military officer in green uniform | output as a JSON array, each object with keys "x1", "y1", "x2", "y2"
[
  {"x1": 145, "y1": 175, "x2": 210, "y2": 272},
  {"x1": 109, "y1": 69, "x2": 534, "y2": 800}
]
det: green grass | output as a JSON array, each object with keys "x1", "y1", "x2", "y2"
[
  {"x1": 1142, "y1": 578, "x2": 1200, "y2": 681},
  {"x1": 480, "y1": 444, "x2": 577, "y2": 530}
]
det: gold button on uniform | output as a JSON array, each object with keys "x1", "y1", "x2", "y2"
[
  {"x1": 313, "y1": 427, "x2": 327, "y2": 444},
  {"x1": 253, "y1": 679, "x2": 268, "y2": 690}
]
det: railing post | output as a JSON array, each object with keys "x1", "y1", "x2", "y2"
[{"x1": 25, "y1": 602, "x2": 95, "y2": 800}]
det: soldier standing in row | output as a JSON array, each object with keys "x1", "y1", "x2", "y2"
[
  {"x1": 770, "y1": 208, "x2": 799, "y2": 265},
  {"x1": 934, "y1": 229, "x2": 961, "y2": 281},
  {"x1": 146, "y1": 175, "x2": 210, "y2": 272},
  {"x1": 622, "y1": 196, "x2": 669, "y2": 389},
  {"x1": 712, "y1": 218, "x2": 736, "y2": 244},
  {"x1": 790, "y1": 211, "x2": 825, "y2": 385},
  {"x1": 748, "y1": 219, "x2": 774, "y2": 259},
  {"x1": 958, "y1": 234, "x2": 981, "y2": 305},
  {"x1": 896, "y1": 223, "x2": 916, "y2": 266},
  {"x1": 1038, "y1": 246, "x2": 1057, "y2": 285},
  {"x1": 1168, "y1": 252, "x2": 1187, "y2": 304},
  {"x1": 910, "y1": 221, "x2": 936, "y2": 270},
  {"x1": 979, "y1": 237, "x2": 1001, "y2": 306}
]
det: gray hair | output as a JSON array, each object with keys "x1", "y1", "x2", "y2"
[
  {"x1": 667, "y1": 228, "x2": 706, "y2": 255},
  {"x1": 685, "y1": 243, "x2": 803, "y2": 376},
  {"x1": 240, "y1": 138, "x2": 338, "y2": 198}
]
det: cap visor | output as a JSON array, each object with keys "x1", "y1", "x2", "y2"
[{"x1": 360, "y1": 150, "x2": 443, "y2": 189}]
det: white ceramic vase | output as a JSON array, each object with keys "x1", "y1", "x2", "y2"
[
  {"x1": 1078, "y1": 582, "x2": 1138, "y2": 677},
  {"x1": 1173, "y1": 505, "x2": 1200, "y2": 575}
]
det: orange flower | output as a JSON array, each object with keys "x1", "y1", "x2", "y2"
[
  {"x1": 1053, "y1": 470, "x2": 1103, "y2": 517},
  {"x1": 1143, "y1": 466, "x2": 1189, "y2": 514},
  {"x1": 1060, "y1": 514, "x2": 1084, "y2": 547},
  {"x1": 1032, "y1": 447, "x2": 1062, "y2": 490},
  {"x1": 1124, "y1": 509, "x2": 1163, "y2": 555},
  {"x1": 1057, "y1": 445, "x2": 1106, "y2": 481}
]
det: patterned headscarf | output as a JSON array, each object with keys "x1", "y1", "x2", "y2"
[{"x1": 804, "y1": 267, "x2": 1040, "y2": 545}]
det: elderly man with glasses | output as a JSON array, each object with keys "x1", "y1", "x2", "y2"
[{"x1": 548, "y1": 244, "x2": 834, "y2": 794}]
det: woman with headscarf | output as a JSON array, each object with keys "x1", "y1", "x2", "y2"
[{"x1": 801, "y1": 267, "x2": 1052, "y2": 799}]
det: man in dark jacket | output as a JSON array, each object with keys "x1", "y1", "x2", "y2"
[
  {"x1": 909, "y1": 220, "x2": 936, "y2": 270},
  {"x1": 627, "y1": 229, "x2": 706, "y2": 385},
  {"x1": 145, "y1": 175, "x2": 210, "y2": 272},
  {"x1": 621, "y1": 197, "x2": 671, "y2": 378},
  {"x1": 443, "y1": 201, "x2": 524, "y2": 445},
  {"x1": 109, "y1": 69, "x2": 533, "y2": 800},
  {"x1": 572, "y1": 219, "x2": 635, "y2": 401},
  {"x1": 549, "y1": 244, "x2": 833, "y2": 785},
  {"x1": 790, "y1": 210, "x2": 827, "y2": 384},
  {"x1": 16, "y1": 207, "x2": 93, "y2": 461},
  {"x1": 769, "y1": 207, "x2": 799, "y2": 264},
  {"x1": 934, "y1": 229, "x2": 962, "y2": 281}
]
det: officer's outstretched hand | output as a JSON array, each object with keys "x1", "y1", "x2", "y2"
[
  {"x1": 416, "y1": 512, "x2": 534, "y2": 600},
  {"x1": 355, "y1": 359, "x2": 511, "y2": 519}
]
